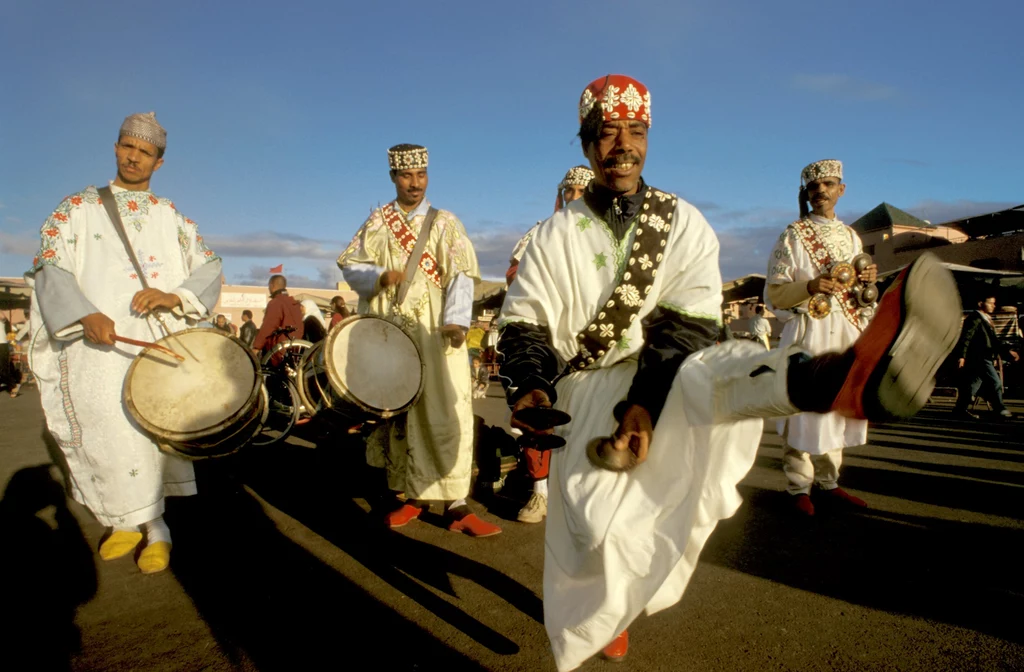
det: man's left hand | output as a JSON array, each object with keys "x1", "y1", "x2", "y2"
[
  {"x1": 441, "y1": 324, "x2": 467, "y2": 348},
  {"x1": 613, "y1": 404, "x2": 653, "y2": 466},
  {"x1": 131, "y1": 289, "x2": 182, "y2": 314},
  {"x1": 1011, "y1": 350, "x2": 1020, "y2": 362},
  {"x1": 858, "y1": 263, "x2": 878, "y2": 284}
]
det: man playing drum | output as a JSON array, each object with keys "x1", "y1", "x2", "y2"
[
  {"x1": 764, "y1": 160, "x2": 878, "y2": 516},
  {"x1": 499, "y1": 75, "x2": 959, "y2": 669},
  {"x1": 337, "y1": 144, "x2": 501, "y2": 537},
  {"x1": 26, "y1": 112, "x2": 222, "y2": 574}
]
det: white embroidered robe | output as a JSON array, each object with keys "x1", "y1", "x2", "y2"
[
  {"x1": 338, "y1": 203, "x2": 480, "y2": 500},
  {"x1": 765, "y1": 215, "x2": 869, "y2": 454},
  {"x1": 500, "y1": 194, "x2": 764, "y2": 671},
  {"x1": 26, "y1": 184, "x2": 221, "y2": 528}
]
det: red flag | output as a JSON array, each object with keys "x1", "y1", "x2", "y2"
[{"x1": 269, "y1": 264, "x2": 283, "y2": 273}]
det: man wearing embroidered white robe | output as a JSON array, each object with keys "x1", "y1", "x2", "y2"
[
  {"x1": 508, "y1": 164, "x2": 594, "y2": 526},
  {"x1": 338, "y1": 144, "x2": 501, "y2": 538},
  {"x1": 26, "y1": 112, "x2": 222, "y2": 575},
  {"x1": 498, "y1": 76, "x2": 961, "y2": 672},
  {"x1": 764, "y1": 159, "x2": 878, "y2": 517}
]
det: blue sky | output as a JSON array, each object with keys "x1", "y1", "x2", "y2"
[{"x1": 2, "y1": 0, "x2": 1021, "y2": 285}]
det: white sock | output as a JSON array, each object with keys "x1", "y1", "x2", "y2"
[
  {"x1": 143, "y1": 516, "x2": 171, "y2": 545},
  {"x1": 113, "y1": 525, "x2": 140, "y2": 534},
  {"x1": 448, "y1": 499, "x2": 467, "y2": 510},
  {"x1": 533, "y1": 479, "x2": 548, "y2": 497}
]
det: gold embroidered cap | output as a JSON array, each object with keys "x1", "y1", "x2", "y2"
[
  {"x1": 119, "y1": 112, "x2": 167, "y2": 149},
  {"x1": 388, "y1": 144, "x2": 429, "y2": 171},
  {"x1": 801, "y1": 159, "x2": 843, "y2": 187}
]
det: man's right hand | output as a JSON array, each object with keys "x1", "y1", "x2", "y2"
[
  {"x1": 510, "y1": 389, "x2": 555, "y2": 436},
  {"x1": 80, "y1": 312, "x2": 116, "y2": 346},
  {"x1": 380, "y1": 271, "x2": 405, "y2": 288},
  {"x1": 807, "y1": 275, "x2": 836, "y2": 294},
  {"x1": 958, "y1": 358, "x2": 966, "y2": 369}
]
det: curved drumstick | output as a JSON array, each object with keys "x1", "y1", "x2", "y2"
[{"x1": 113, "y1": 335, "x2": 185, "y2": 361}]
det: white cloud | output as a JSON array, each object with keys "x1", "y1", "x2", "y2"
[
  {"x1": 789, "y1": 74, "x2": 899, "y2": 101},
  {"x1": 206, "y1": 231, "x2": 343, "y2": 260},
  {"x1": 0, "y1": 231, "x2": 38, "y2": 256}
]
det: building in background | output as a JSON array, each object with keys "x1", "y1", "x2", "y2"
[
  {"x1": 852, "y1": 203, "x2": 1024, "y2": 274},
  {"x1": 215, "y1": 281, "x2": 358, "y2": 327}
]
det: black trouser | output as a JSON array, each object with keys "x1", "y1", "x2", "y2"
[
  {"x1": 954, "y1": 359, "x2": 1006, "y2": 413},
  {"x1": 0, "y1": 344, "x2": 16, "y2": 389}
]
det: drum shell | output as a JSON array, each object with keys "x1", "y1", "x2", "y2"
[
  {"x1": 297, "y1": 315, "x2": 424, "y2": 426},
  {"x1": 124, "y1": 328, "x2": 264, "y2": 460},
  {"x1": 157, "y1": 389, "x2": 266, "y2": 460}
]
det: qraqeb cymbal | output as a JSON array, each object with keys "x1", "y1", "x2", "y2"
[
  {"x1": 586, "y1": 437, "x2": 637, "y2": 473},
  {"x1": 517, "y1": 433, "x2": 567, "y2": 451},
  {"x1": 511, "y1": 406, "x2": 572, "y2": 431}
]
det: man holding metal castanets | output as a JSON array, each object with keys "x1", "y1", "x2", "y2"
[
  {"x1": 498, "y1": 78, "x2": 957, "y2": 670},
  {"x1": 765, "y1": 159, "x2": 880, "y2": 516}
]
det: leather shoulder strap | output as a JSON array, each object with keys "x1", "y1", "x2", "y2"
[
  {"x1": 396, "y1": 206, "x2": 438, "y2": 306},
  {"x1": 97, "y1": 186, "x2": 149, "y2": 290}
]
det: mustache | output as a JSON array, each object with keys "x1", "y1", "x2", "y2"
[{"x1": 602, "y1": 154, "x2": 641, "y2": 168}]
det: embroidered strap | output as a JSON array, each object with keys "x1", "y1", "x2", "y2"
[
  {"x1": 567, "y1": 187, "x2": 678, "y2": 371},
  {"x1": 790, "y1": 218, "x2": 863, "y2": 330},
  {"x1": 380, "y1": 203, "x2": 443, "y2": 290}
]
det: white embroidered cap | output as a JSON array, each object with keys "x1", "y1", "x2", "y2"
[
  {"x1": 388, "y1": 144, "x2": 429, "y2": 171},
  {"x1": 559, "y1": 165, "x2": 595, "y2": 189},
  {"x1": 801, "y1": 159, "x2": 843, "y2": 187},
  {"x1": 119, "y1": 112, "x2": 167, "y2": 150}
]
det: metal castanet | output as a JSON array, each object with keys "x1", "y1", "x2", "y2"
[
  {"x1": 586, "y1": 436, "x2": 638, "y2": 472},
  {"x1": 511, "y1": 406, "x2": 571, "y2": 432}
]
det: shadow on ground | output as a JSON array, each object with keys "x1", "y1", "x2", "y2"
[
  {"x1": 707, "y1": 410, "x2": 1024, "y2": 646},
  {"x1": 0, "y1": 464, "x2": 97, "y2": 672},
  {"x1": 166, "y1": 424, "x2": 540, "y2": 670}
]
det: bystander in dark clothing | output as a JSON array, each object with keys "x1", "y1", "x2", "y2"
[
  {"x1": 239, "y1": 310, "x2": 258, "y2": 348},
  {"x1": 954, "y1": 302, "x2": 1019, "y2": 418}
]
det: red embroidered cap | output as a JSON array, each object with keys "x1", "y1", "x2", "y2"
[{"x1": 579, "y1": 75, "x2": 652, "y2": 127}]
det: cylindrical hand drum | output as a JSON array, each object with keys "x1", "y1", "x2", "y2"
[
  {"x1": 124, "y1": 328, "x2": 264, "y2": 459},
  {"x1": 296, "y1": 315, "x2": 423, "y2": 426}
]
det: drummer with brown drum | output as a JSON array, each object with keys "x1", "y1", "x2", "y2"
[{"x1": 25, "y1": 112, "x2": 223, "y2": 574}]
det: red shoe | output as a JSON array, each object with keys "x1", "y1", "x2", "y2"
[
  {"x1": 447, "y1": 513, "x2": 502, "y2": 538},
  {"x1": 601, "y1": 630, "x2": 629, "y2": 662},
  {"x1": 385, "y1": 503, "x2": 423, "y2": 528},
  {"x1": 819, "y1": 487, "x2": 867, "y2": 508},
  {"x1": 792, "y1": 493, "x2": 815, "y2": 516},
  {"x1": 832, "y1": 253, "x2": 960, "y2": 421}
]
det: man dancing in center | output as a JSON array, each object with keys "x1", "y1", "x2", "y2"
[
  {"x1": 338, "y1": 144, "x2": 501, "y2": 537},
  {"x1": 498, "y1": 74, "x2": 961, "y2": 670}
]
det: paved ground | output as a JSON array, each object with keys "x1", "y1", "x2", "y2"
[{"x1": 2, "y1": 383, "x2": 1022, "y2": 672}]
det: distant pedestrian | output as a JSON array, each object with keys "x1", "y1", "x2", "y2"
[
  {"x1": 953, "y1": 295, "x2": 1020, "y2": 419},
  {"x1": 750, "y1": 304, "x2": 772, "y2": 349},
  {"x1": 239, "y1": 309, "x2": 258, "y2": 347},
  {"x1": 329, "y1": 295, "x2": 350, "y2": 328}
]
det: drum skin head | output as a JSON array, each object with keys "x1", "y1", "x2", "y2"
[
  {"x1": 327, "y1": 316, "x2": 422, "y2": 412},
  {"x1": 126, "y1": 330, "x2": 258, "y2": 434}
]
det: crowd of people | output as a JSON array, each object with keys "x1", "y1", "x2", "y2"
[{"x1": 13, "y1": 73, "x2": 1013, "y2": 670}]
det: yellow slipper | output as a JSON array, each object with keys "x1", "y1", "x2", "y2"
[
  {"x1": 137, "y1": 541, "x2": 171, "y2": 574},
  {"x1": 98, "y1": 530, "x2": 143, "y2": 561}
]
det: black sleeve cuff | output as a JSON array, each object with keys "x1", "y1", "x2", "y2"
[
  {"x1": 498, "y1": 322, "x2": 561, "y2": 407},
  {"x1": 626, "y1": 307, "x2": 719, "y2": 425}
]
